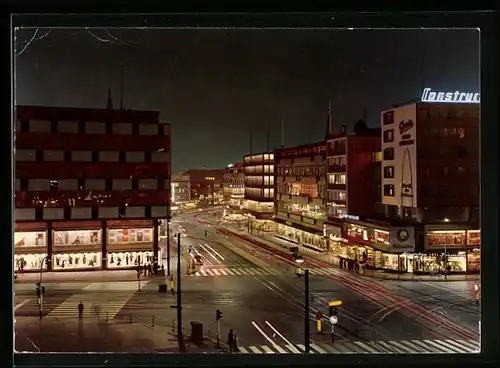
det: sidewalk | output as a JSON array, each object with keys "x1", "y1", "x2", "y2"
[
  {"x1": 14, "y1": 316, "x2": 225, "y2": 353},
  {"x1": 221, "y1": 223, "x2": 480, "y2": 282},
  {"x1": 14, "y1": 270, "x2": 141, "y2": 284}
]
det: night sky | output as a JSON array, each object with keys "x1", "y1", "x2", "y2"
[{"x1": 14, "y1": 28, "x2": 479, "y2": 172}]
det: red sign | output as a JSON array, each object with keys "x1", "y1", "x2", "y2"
[{"x1": 316, "y1": 311, "x2": 323, "y2": 320}]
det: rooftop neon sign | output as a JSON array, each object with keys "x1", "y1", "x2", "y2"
[{"x1": 421, "y1": 88, "x2": 480, "y2": 104}]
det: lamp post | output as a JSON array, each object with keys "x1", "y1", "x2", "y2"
[{"x1": 295, "y1": 256, "x2": 310, "y2": 354}]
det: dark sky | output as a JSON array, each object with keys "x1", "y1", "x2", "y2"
[{"x1": 14, "y1": 28, "x2": 479, "y2": 172}]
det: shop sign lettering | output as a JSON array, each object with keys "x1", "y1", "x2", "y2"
[{"x1": 421, "y1": 88, "x2": 480, "y2": 104}]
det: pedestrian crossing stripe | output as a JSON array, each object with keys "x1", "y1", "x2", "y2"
[
  {"x1": 47, "y1": 281, "x2": 143, "y2": 319},
  {"x1": 190, "y1": 267, "x2": 274, "y2": 277},
  {"x1": 236, "y1": 339, "x2": 480, "y2": 354}
]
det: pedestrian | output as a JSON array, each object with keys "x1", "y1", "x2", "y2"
[
  {"x1": 78, "y1": 301, "x2": 84, "y2": 320},
  {"x1": 233, "y1": 332, "x2": 239, "y2": 352},
  {"x1": 227, "y1": 329, "x2": 234, "y2": 351}
]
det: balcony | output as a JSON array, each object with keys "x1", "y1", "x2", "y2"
[
  {"x1": 275, "y1": 210, "x2": 325, "y2": 228},
  {"x1": 327, "y1": 164, "x2": 346, "y2": 173}
]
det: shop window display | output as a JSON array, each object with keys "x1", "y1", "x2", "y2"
[
  {"x1": 467, "y1": 231, "x2": 480, "y2": 245},
  {"x1": 427, "y1": 231, "x2": 466, "y2": 246},
  {"x1": 53, "y1": 252, "x2": 101, "y2": 269},
  {"x1": 467, "y1": 249, "x2": 480, "y2": 272},
  {"x1": 14, "y1": 253, "x2": 48, "y2": 271},
  {"x1": 53, "y1": 230, "x2": 101, "y2": 246},
  {"x1": 15, "y1": 231, "x2": 47, "y2": 247},
  {"x1": 107, "y1": 251, "x2": 154, "y2": 268},
  {"x1": 108, "y1": 228, "x2": 153, "y2": 244}
]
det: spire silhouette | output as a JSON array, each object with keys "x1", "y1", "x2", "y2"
[
  {"x1": 106, "y1": 88, "x2": 114, "y2": 110},
  {"x1": 325, "y1": 100, "x2": 332, "y2": 139}
]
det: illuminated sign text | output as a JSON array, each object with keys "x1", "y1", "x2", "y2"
[{"x1": 421, "y1": 88, "x2": 480, "y2": 104}]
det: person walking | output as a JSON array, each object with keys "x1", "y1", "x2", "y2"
[
  {"x1": 78, "y1": 301, "x2": 84, "y2": 320},
  {"x1": 227, "y1": 329, "x2": 234, "y2": 352}
]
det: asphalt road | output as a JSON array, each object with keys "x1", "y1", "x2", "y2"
[{"x1": 13, "y1": 208, "x2": 480, "y2": 353}]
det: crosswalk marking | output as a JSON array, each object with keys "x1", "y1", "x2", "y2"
[
  {"x1": 47, "y1": 281, "x2": 143, "y2": 319},
  {"x1": 190, "y1": 267, "x2": 274, "y2": 277},
  {"x1": 237, "y1": 339, "x2": 480, "y2": 354}
]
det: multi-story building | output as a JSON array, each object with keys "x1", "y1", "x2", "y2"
[
  {"x1": 222, "y1": 163, "x2": 245, "y2": 207},
  {"x1": 325, "y1": 123, "x2": 381, "y2": 220},
  {"x1": 183, "y1": 169, "x2": 225, "y2": 203},
  {"x1": 377, "y1": 101, "x2": 480, "y2": 273},
  {"x1": 171, "y1": 173, "x2": 190, "y2": 204},
  {"x1": 14, "y1": 98, "x2": 171, "y2": 272},
  {"x1": 274, "y1": 142, "x2": 328, "y2": 250},
  {"x1": 242, "y1": 152, "x2": 275, "y2": 217}
]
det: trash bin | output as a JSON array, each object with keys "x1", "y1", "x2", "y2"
[
  {"x1": 190, "y1": 321, "x2": 203, "y2": 344},
  {"x1": 158, "y1": 284, "x2": 167, "y2": 293}
]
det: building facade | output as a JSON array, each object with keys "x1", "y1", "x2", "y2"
[
  {"x1": 222, "y1": 164, "x2": 245, "y2": 207},
  {"x1": 274, "y1": 143, "x2": 328, "y2": 250},
  {"x1": 171, "y1": 174, "x2": 191, "y2": 204},
  {"x1": 377, "y1": 101, "x2": 480, "y2": 273},
  {"x1": 242, "y1": 152, "x2": 275, "y2": 218},
  {"x1": 14, "y1": 102, "x2": 171, "y2": 272},
  {"x1": 183, "y1": 169, "x2": 225, "y2": 204}
]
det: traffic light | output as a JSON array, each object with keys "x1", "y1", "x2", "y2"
[
  {"x1": 216, "y1": 309, "x2": 223, "y2": 321},
  {"x1": 35, "y1": 286, "x2": 40, "y2": 297}
]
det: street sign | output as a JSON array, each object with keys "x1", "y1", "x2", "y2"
[
  {"x1": 316, "y1": 311, "x2": 323, "y2": 320},
  {"x1": 329, "y1": 315, "x2": 338, "y2": 325},
  {"x1": 328, "y1": 300, "x2": 343, "y2": 307}
]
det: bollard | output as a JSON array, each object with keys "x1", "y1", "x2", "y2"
[
  {"x1": 152, "y1": 316, "x2": 155, "y2": 327},
  {"x1": 130, "y1": 314, "x2": 133, "y2": 324}
]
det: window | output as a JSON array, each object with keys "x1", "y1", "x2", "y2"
[
  {"x1": 458, "y1": 128, "x2": 465, "y2": 138},
  {"x1": 383, "y1": 148, "x2": 395, "y2": 161},
  {"x1": 457, "y1": 147, "x2": 467, "y2": 158},
  {"x1": 112, "y1": 179, "x2": 132, "y2": 190},
  {"x1": 383, "y1": 129, "x2": 394, "y2": 143},
  {"x1": 15, "y1": 179, "x2": 21, "y2": 191},
  {"x1": 119, "y1": 152, "x2": 126, "y2": 163},
  {"x1": 28, "y1": 179, "x2": 50, "y2": 191},
  {"x1": 151, "y1": 152, "x2": 170, "y2": 163},
  {"x1": 85, "y1": 122, "x2": 106, "y2": 134},
  {"x1": 58, "y1": 121, "x2": 79, "y2": 133},
  {"x1": 15, "y1": 149, "x2": 36, "y2": 162},
  {"x1": 85, "y1": 179, "x2": 106, "y2": 190},
  {"x1": 99, "y1": 151, "x2": 120, "y2": 162},
  {"x1": 383, "y1": 166, "x2": 394, "y2": 178},
  {"x1": 112, "y1": 123, "x2": 133, "y2": 135},
  {"x1": 443, "y1": 167, "x2": 449, "y2": 176},
  {"x1": 29, "y1": 120, "x2": 50, "y2": 133},
  {"x1": 139, "y1": 179, "x2": 158, "y2": 190},
  {"x1": 383, "y1": 184, "x2": 395, "y2": 197},
  {"x1": 64, "y1": 151, "x2": 71, "y2": 161},
  {"x1": 383, "y1": 111, "x2": 394, "y2": 125},
  {"x1": 139, "y1": 124, "x2": 159, "y2": 135},
  {"x1": 126, "y1": 152, "x2": 145, "y2": 162},
  {"x1": 43, "y1": 150, "x2": 64, "y2": 162},
  {"x1": 57, "y1": 179, "x2": 78, "y2": 191},
  {"x1": 50, "y1": 120, "x2": 58, "y2": 133},
  {"x1": 20, "y1": 120, "x2": 29, "y2": 132}
]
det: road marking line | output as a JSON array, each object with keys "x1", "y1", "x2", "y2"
[
  {"x1": 253, "y1": 268, "x2": 264, "y2": 275},
  {"x1": 261, "y1": 345, "x2": 275, "y2": 353},
  {"x1": 251, "y1": 321, "x2": 282, "y2": 351},
  {"x1": 296, "y1": 344, "x2": 314, "y2": 354},
  {"x1": 200, "y1": 269, "x2": 208, "y2": 276},
  {"x1": 264, "y1": 321, "x2": 299, "y2": 352},
  {"x1": 226, "y1": 269, "x2": 235, "y2": 275},
  {"x1": 203, "y1": 243, "x2": 225, "y2": 261},
  {"x1": 212, "y1": 269, "x2": 220, "y2": 276},
  {"x1": 398, "y1": 340, "x2": 425, "y2": 353},
  {"x1": 14, "y1": 299, "x2": 31, "y2": 311},
  {"x1": 232, "y1": 269, "x2": 243, "y2": 275},
  {"x1": 246, "y1": 268, "x2": 257, "y2": 275},
  {"x1": 354, "y1": 341, "x2": 379, "y2": 354},
  {"x1": 249, "y1": 345, "x2": 262, "y2": 353},
  {"x1": 424, "y1": 340, "x2": 455, "y2": 354},
  {"x1": 238, "y1": 347, "x2": 249, "y2": 353},
  {"x1": 310, "y1": 344, "x2": 328, "y2": 353},
  {"x1": 458, "y1": 339, "x2": 480, "y2": 352},
  {"x1": 273, "y1": 345, "x2": 288, "y2": 353},
  {"x1": 218, "y1": 269, "x2": 228, "y2": 276},
  {"x1": 411, "y1": 339, "x2": 436, "y2": 352},
  {"x1": 444, "y1": 339, "x2": 474, "y2": 353},
  {"x1": 388, "y1": 340, "x2": 416, "y2": 353}
]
